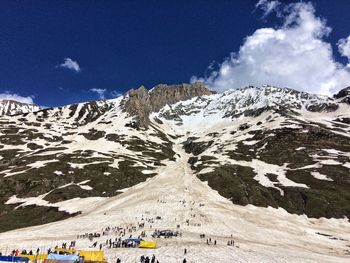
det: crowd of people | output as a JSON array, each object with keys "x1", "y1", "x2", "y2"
[
  {"x1": 1, "y1": 202, "x2": 237, "y2": 263},
  {"x1": 77, "y1": 232, "x2": 101, "y2": 241}
]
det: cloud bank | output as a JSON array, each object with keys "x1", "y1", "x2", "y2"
[
  {"x1": 192, "y1": 1, "x2": 350, "y2": 95},
  {"x1": 58, "y1": 58, "x2": 81, "y2": 73},
  {"x1": 110, "y1": 90, "x2": 122, "y2": 98},
  {"x1": 90, "y1": 88, "x2": 106, "y2": 99},
  {"x1": 0, "y1": 92, "x2": 35, "y2": 104}
]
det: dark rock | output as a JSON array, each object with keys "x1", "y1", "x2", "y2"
[
  {"x1": 239, "y1": 123, "x2": 250, "y2": 130},
  {"x1": 183, "y1": 137, "x2": 214, "y2": 156},
  {"x1": 334, "y1": 86, "x2": 350, "y2": 99}
]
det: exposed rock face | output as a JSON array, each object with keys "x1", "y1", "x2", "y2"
[
  {"x1": 122, "y1": 82, "x2": 212, "y2": 128},
  {"x1": 0, "y1": 100, "x2": 40, "y2": 116},
  {"x1": 122, "y1": 86, "x2": 152, "y2": 128},
  {"x1": 334, "y1": 86, "x2": 350, "y2": 99},
  {"x1": 150, "y1": 82, "x2": 212, "y2": 111}
]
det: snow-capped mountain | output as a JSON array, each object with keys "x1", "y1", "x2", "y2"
[
  {"x1": 0, "y1": 84, "x2": 350, "y2": 217},
  {"x1": 0, "y1": 83, "x2": 349, "y2": 262},
  {"x1": 0, "y1": 99, "x2": 40, "y2": 116},
  {"x1": 0, "y1": 83, "x2": 349, "y2": 229}
]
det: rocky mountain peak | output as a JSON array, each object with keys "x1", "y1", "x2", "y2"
[
  {"x1": 122, "y1": 82, "x2": 212, "y2": 128},
  {"x1": 128, "y1": 85, "x2": 149, "y2": 99}
]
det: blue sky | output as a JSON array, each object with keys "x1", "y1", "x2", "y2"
[{"x1": 0, "y1": 0, "x2": 350, "y2": 107}]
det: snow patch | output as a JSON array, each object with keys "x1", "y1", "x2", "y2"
[{"x1": 310, "y1": 172, "x2": 333, "y2": 181}]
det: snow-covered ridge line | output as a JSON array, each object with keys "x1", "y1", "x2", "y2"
[
  {"x1": 0, "y1": 99, "x2": 41, "y2": 116},
  {"x1": 0, "y1": 84, "x2": 342, "y2": 119},
  {"x1": 163, "y1": 85, "x2": 340, "y2": 116}
]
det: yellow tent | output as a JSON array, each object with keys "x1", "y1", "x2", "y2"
[
  {"x1": 79, "y1": 250, "x2": 105, "y2": 262},
  {"x1": 19, "y1": 254, "x2": 48, "y2": 261},
  {"x1": 139, "y1": 241, "x2": 157, "y2": 249}
]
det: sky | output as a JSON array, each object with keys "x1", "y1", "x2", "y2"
[{"x1": 0, "y1": 0, "x2": 350, "y2": 107}]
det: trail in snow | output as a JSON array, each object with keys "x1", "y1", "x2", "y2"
[{"x1": 0, "y1": 138, "x2": 349, "y2": 263}]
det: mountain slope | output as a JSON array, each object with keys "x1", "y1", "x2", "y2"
[
  {"x1": 0, "y1": 84, "x2": 349, "y2": 233},
  {"x1": 156, "y1": 86, "x2": 350, "y2": 218},
  {"x1": 0, "y1": 136, "x2": 349, "y2": 263},
  {"x1": 0, "y1": 83, "x2": 210, "y2": 232}
]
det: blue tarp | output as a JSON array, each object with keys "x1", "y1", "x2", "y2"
[
  {"x1": 0, "y1": 256, "x2": 29, "y2": 262},
  {"x1": 47, "y1": 254, "x2": 79, "y2": 261}
]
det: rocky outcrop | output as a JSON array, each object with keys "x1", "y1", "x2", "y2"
[
  {"x1": 149, "y1": 82, "x2": 212, "y2": 111},
  {"x1": 122, "y1": 86, "x2": 152, "y2": 128},
  {"x1": 334, "y1": 86, "x2": 350, "y2": 99},
  {"x1": 122, "y1": 82, "x2": 212, "y2": 128},
  {"x1": 334, "y1": 86, "x2": 350, "y2": 104}
]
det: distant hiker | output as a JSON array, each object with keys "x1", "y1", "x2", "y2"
[
  {"x1": 116, "y1": 258, "x2": 121, "y2": 263},
  {"x1": 214, "y1": 240, "x2": 217, "y2": 245},
  {"x1": 184, "y1": 248, "x2": 187, "y2": 255},
  {"x1": 145, "y1": 256, "x2": 150, "y2": 263},
  {"x1": 36, "y1": 248, "x2": 40, "y2": 254},
  {"x1": 99, "y1": 243, "x2": 102, "y2": 250},
  {"x1": 151, "y1": 255, "x2": 155, "y2": 263},
  {"x1": 183, "y1": 259, "x2": 187, "y2": 263}
]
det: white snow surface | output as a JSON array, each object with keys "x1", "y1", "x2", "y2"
[
  {"x1": 0, "y1": 140, "x2": 349, "y2": 263},
  {"x1": 310, "y1": 171, "x2": 333, "y2": 181}
]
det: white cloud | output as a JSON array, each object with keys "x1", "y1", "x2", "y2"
[
  {"x1": 192, "y1": 1, "x2": 350, "y2": 95},
  {"x1": 90, "y1": 88, "x2": 106, "y2": 99},
  {"x1": 58, "y1": 58, "x2": 81, "y2": 73},
  {"x1": 338, "y1": 36, "x2": 350, "y2": 62},
  {"x1": 110, "y1": 90, "x2": 122, "y2": 98},
  {"x1": 256, "y1": 0, "x2": 280, "y2": 18},
  {"x1": 0, "y1": 92, "x2": 35, "y2": 104}
]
